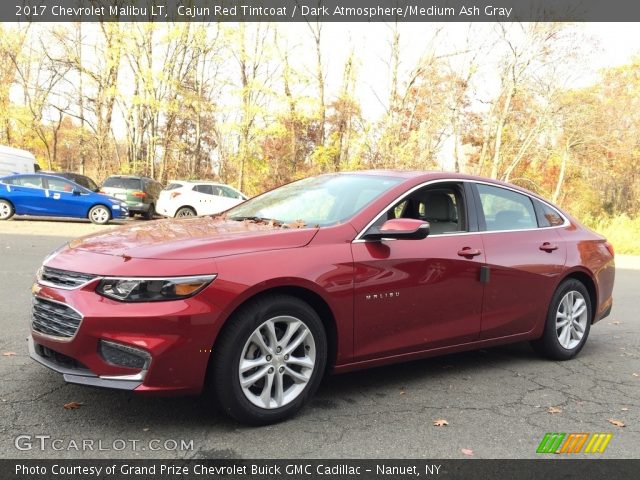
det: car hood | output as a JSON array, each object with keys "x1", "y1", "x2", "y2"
[{"x1": 68, "y1": 216, "x2": 319, "y2": 260}]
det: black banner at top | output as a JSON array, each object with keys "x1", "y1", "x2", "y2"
[{"x1": 3, "y1": 0, "x2": 640, "y2": 22}]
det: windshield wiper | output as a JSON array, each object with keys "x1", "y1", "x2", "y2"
[{"x1": 229, "y1": 216, "x2": 279, "y2": 223}]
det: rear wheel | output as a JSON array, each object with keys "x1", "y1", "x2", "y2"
[
  {"x1": 0, "y1": 200, "x2": 14, "y2": 220},
  {"x1": 531, "y1": 279, "x2": 592, "y2": 360},
  {"x1": 209, "y1": 295, "x2": 327, "y2": 425},
  {"x1": 175, "y1": 206, "x2": 196, "y2": 218},
  {"x1": 143, "y1": 203, "x2": 155, "y2": 220},
  {"x1": 88, "y1": 205, "x2": 111, "y2": 225}
]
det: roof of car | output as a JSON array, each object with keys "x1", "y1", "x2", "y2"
[
  {"x1": 169, "y1": 180, "x2": 231, "y2": 187},
  {"x1": 41, "y1": 171, "x2": 90, "y2": 178},
  {"x1": 329, "y1": 170, "x2": 545, "y2": 200},
  {"x1": 106, "y1": 175, "x2": 145, "y2": 179}
]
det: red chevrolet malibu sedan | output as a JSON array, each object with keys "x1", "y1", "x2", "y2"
[{"x1": 29, "y1": 171, "x2": 615, "y2": 424}]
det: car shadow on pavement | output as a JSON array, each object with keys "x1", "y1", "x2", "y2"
[
  {"x1": 315, "y1": 342, "x2": 538, "y2": 404},
  {"x1": 25, "y1": 342, "x2": 540, "y2": 432}
]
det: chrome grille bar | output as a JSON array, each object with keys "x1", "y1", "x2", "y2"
[{"x1": 31, "y1": 297, "x2": 83, "y2": 339}]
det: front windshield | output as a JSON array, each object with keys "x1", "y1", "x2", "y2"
[{"x1": 226, "y1": 174, "x2": 403, "y2": 227}]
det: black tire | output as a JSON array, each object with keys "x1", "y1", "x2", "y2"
[
  {"x1": 175, "y1": 206, "x2": 196, "y2": 218},
  {"x1": 0, "y1": 199, "x2": 15, "y2": 220},
  {"x1": 143, "y1": 203, "x2": 155, "y2": 220},
  {"x1": 531, "y1": 278, "x2": 592, "y2": 360},
  {"x1": 88, "y1": 205, "x2": 111, "y2": 225},
  {"x1": 209, "y1": 294, "x2": 327, "y2": 425}
]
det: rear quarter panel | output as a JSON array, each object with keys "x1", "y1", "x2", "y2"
[{"x1": 559, "y1": 223, "x2": 615, "y2": 322}]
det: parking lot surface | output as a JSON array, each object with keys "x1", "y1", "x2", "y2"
[{"x1": 1, "y1": 219, "x2": 638, "y2": 459}]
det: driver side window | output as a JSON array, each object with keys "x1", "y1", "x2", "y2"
[{"x1": 373, "y1": 183, "x2": 467, "y2": 235}]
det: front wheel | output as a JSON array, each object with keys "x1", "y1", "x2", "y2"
[
  {"x1": 531, "y1": 279, "x2": 592, "y2": 360},
  {"x1": 88, "y1": 205, "x2": 111, "y2": 225},
  {"x1": 209, "y1": 295, "x2": 327, "y2": 425},
  {"x1": 0, "y1": 199, "x2": 14, "y2": 220}
]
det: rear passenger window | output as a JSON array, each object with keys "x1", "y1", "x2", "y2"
[
  {"x1": 194, "y1": 185, "x2": 214, "y2": 195},
  {"x1": 10, "y1": 176, "x2": 44, "y2": 188},
  {"x1": 533, "y1": 199, "x2": 565, "y2": 227},
  {"x1": 477, "y1": 184, "x2": 537, "y2": 231}
]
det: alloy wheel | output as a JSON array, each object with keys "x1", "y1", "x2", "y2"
[
  {"x1": 239, "y1": 316, "x2": 316, "y2": 409},
  {"x1": 91, "y1": 207, "x2": 109, "y2": 224},
  {"x1": 0, "y1": 202, "x2": 11, "y2": 219},
  {"x1": 556, "y1": 290, "x2": 588, "y2": 350}
]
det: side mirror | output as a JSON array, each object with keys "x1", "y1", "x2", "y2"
[
  {"x1": 72, "y1": 189, "x2": 82, "y2": 196},
  {"x1": 363, "y1": 218, "x2": 430, "y2": 241}
]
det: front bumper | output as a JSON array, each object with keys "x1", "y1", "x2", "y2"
[
  {"x1": 111, "y1": 204, "x2": 129, "y2": 219},
  {"x1": 29, "y1": 280, "x2": 223, "y2": 395},
  {"x1": 28, "y1": 336, "x2": 142, "y2": 390}
]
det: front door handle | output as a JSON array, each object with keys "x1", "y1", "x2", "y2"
[
  {"x1": 539, "y1": 242, "x2": 558, "y2": 252},
  {"x1": 457, "y1": 247, "x2": 482, "y2": 258}
]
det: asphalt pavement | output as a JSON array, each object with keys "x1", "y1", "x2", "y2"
[{"x1": 0, "y1": 219, "x2": 638, "y2": 459}]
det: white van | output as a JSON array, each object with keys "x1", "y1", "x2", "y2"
[{"x1": 0, "y1": 145, "x2": 38, "y2": 177}]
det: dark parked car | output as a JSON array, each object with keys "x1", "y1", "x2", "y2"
[
  {"x1": 42, "y1": 171, "x2": 99, "y2": 192},
  {"x1": 0, "y1": 173, "x2": 128, "y2": 224},
  {"x1": 29, "y1": 171, "x2": 615, "y2": 424},
  {"x1": 100, "y1": 175, "x2": 163, "y2": 219}
]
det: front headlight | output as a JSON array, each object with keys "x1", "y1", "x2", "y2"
[{"x1": 96, "y1": 275, "x2": 216, "y2": 302}]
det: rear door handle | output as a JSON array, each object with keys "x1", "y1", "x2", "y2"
[
  {"x1": 457, "y1": 248, "x2": 482, "y2": 258},
  {"x1": 539, "y1": 242, "x2": 558, "y2": 252}
]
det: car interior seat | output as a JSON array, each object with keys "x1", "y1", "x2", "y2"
[{"x1": 415, "y1": 191, "x2": 459, "y2": 235}]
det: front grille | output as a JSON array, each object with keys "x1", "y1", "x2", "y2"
[
  {"x1": 32, "y1": 297, "x2": 83, "y2": 339},
  {"x1": 40, "y1": 266, "x2": 96, "y2": 289}
]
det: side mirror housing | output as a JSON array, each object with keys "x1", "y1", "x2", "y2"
[
  {"x1": 363, "y1": 218, "x2": 430, "y2": 241},
  {"x1": 72, "y1": 189, "x2": 82, "y2": 196}
]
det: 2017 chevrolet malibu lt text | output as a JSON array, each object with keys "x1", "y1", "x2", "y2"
[{"x1": 29, "y1": 171, "x2": 615, "y2": 424}]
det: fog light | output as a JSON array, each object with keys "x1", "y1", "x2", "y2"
[{"x1": 99, "y1": 340, "x2": 150, "y2": 370}]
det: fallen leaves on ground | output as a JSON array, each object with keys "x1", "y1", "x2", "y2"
[
  {"x1": 608, "y1": 419, "x2": 625, "y2": 428},
  {"x1": 2, "y1": 352, "x2": 17, "y2": 357},
  {"x1": 461, "y1": 448, "x2": 474, "y2": 456},
  {"x1": 288, "y1": 219, "x2": 307, "y2": 229},
  {"x1": 399, "y1": 387, "x2": 406, "y2": 395},
  {"x1": 621, "y1": 407, "x2": 629, "y2": 411},
  {"x1": 433, "y1": 419, "x2": 449, "y2": 427},
  {"x1": 633, "y1": 373, "x2": 639, "y2": 377},
  {"x1": 547, "y1": 406, "x2": 562, "y2": 414},
  {"x1": 609, "y1": 320, "x2": 622, "y2": 325},
  {"x1": 63, "y1": 402, "x2": 83, "y2": 410}
]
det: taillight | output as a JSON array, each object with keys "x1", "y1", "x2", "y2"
[
  {"x1": 132, "y1": 191, "x2": 147, "y2": 198},
  {"x1": 604, "y1": 241, "x2": 614, "y2": 257},
  {"x1": 170, "y1": 191, "x2": 181, "y2": 199}
]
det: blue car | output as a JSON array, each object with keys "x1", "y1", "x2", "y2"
[{"x1": 0, "y1": 173, "x2": 128, "y2": 224}]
